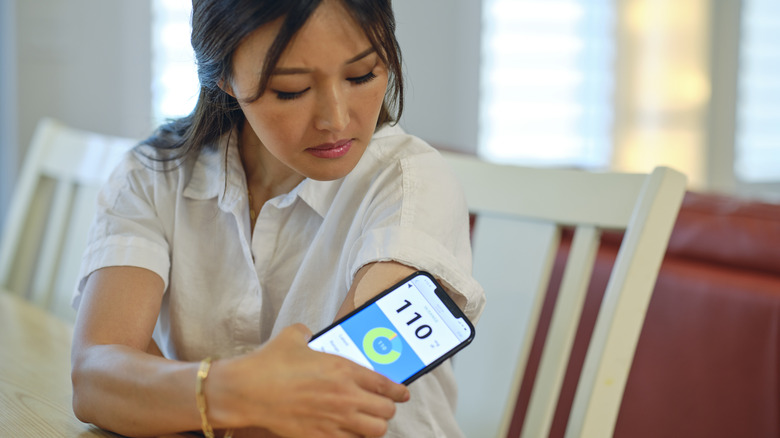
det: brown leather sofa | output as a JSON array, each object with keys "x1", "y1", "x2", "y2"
[{"x1": 508, "y1": 191, "x2": 780, "y2": 438}]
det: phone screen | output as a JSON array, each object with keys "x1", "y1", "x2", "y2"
[{"x1": 308, "y1": 271, "x2": 474, "y2": 384}]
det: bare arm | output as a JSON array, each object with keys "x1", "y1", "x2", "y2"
[
  {"x1": 71, "y1": 266, "x2": 409, "y2": 438},
  {"x1": 70, "y1": 266, "x2": 199, "y2": 435},
  {"x1": 334, "y1": 261, "x2": 417, "y2": 321}
]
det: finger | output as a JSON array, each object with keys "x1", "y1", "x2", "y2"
[
  {"x1": 354, "y1": 369, "x2": 410, "y2": 404},
  {"x1": 343, "y1": 411, "x2": 392, "y2": 438},
  {"x1": 381, "y1": 380, "x2": 410, "y2": 403},
  {"x1": 336, "y1": 429, "x2": 361, "y2": 438},
  {"x1": 354, "y1": 388, "x2": 397, "y2": 420}
]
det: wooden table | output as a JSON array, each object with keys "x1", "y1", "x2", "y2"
[
  {"x1": 0, "y1": 290, "x2": 121, "y2": 437},
  {"x1": 0, "y1": 291, "x2": 202, "y2": 437}
]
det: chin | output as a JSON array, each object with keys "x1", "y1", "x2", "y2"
[
  {"x1": 304, "y1": 150, "x2": 365, "y2": 181},
  {"x1": 309, "y1": 160, "x2": 361, "y2": 181},
  {"x1": 307, "y1": 168, "x2": 353, "y2": 181}
]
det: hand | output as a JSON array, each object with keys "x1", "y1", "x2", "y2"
[{"x1": 209, "y1": 324, "x2": 410, "y2": 438}]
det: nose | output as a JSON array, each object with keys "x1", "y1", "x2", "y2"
[{"x1": 314, "y1": 83, "x2": 349, "y2": 133}]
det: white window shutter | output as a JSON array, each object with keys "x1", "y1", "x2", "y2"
[
  {"x1": 735, "y1": 0, "x2": 780, "y2": 183},
  {"x1": 151, "y1": 0, "x2": 198, "y2": 124},
  {"x1": 479, "y1": 0, "x2": 615, "y2": 169}
]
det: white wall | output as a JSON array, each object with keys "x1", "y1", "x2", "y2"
[
  {"x1": 15, "y1": 0, "x2": 153, "y2": 143},
  {"x1": 394, "y1": 0, "x2": 482, "y2": 153},
  {"x1": 0, "y1": 0, "x2": 19, "y2": 233},
  {"x1": 0, "y1": 0, "x2": 153, "y2": 231}
]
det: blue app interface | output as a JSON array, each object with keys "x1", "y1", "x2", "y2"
[
  {"x1": 340, "y1": 303, "x2": 424, "y2": 383},
  {"x1": 308, "y1": 274, "x2": 473, "y2": 383}
]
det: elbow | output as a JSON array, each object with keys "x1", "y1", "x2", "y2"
[
  {"x1": 71, "y1": 390, "x2": 90, "y2": 424},
  {"x1": 70, "y1": 350, "x2": 96, "y2": 425},
  {"x1": 71, "y1": 361, "x2": 88, "y2": 423}
]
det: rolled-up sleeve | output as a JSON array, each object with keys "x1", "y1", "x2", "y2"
[
  {"x1": 73, "y1": 152, "x2": 171, "y2": 309},
  {"x1": 347, "y1": 146, "x2": 486, "y2": 323}
]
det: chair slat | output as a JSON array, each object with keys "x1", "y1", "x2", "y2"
[
  {"x1": 49, "y1": 183, "x2": 102, "y2": 321},
  {"x1": 0, "y1": 118, "x2": 136, "y2": 322},
  {"x1": 441, "y1": 151, "x2": 686, "y2": 438},
  {"x1": 454, "y1": 217, "x2": 560, "y2": 438},
  {"x1": 566, "y1": 167, "x2": 688, "y2": 438},
  {"x1": 29, "y1": 180, "x2": 75, "y2": 308},
  {"x1": 6, "y1": 180, "x2": 55, "y2": 297},
  {"x1": 0, "y1": 119, "x2": 59, "y2": 288},
  {"x1": 521, "y1": 225, "x2": 601, "y2": 438}
]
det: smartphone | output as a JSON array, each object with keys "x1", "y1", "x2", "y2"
[{"x1": 308, "y1": 271, "x2": 475, "y2": 385}]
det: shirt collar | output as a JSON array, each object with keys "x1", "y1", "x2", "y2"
[
  {"x1": 183, "y1": 130, "x2": 245, "y2": 207},
  {"x1": 182, "y1": 123, "x2": 402, "y2": 215}
]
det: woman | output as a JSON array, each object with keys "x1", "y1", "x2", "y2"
[{"x1": 71, "y1": 0, "x2": 485, "y2": 437}]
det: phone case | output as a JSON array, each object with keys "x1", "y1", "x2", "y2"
[{"x1": 309, "y1": 271, "x2": 475, "y2": 384}]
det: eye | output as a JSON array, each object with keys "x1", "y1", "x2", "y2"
[
  {"x1": 348, "y1": 71, "x2": 377, "y2": 85},
  {"x1": 274, "y1": 87, "x2": 310, "y2": 101}
]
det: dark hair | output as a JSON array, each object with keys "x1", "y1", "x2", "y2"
[{"x1": 144, "y1": 0, "x2": 404, "y2": 158}]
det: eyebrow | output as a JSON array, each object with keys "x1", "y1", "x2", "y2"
[{"x1": 271, "y1": 47, "x2": 377, "y2": 76}]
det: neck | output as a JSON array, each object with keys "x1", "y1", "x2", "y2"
[{"x1": 238, "y1": 121, "x2": 304, "y2": 204}]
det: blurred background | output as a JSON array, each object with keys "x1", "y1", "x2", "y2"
[{"x1": 1, "y1": 0, "x2": 778, "y2": 232}]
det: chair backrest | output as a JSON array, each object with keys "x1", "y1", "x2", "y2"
[
  {"x1": 443, "y1": 151, "x2": 686, "y2": 438},
  {"x1": 0, "y1": 118, "x2": 136, "y2": 321}
]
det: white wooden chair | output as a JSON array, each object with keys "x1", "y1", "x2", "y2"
[
  {"x1": 443, "y1": 152, "x2": 687, "y2": 438},
  {"x1": 0, "y1": 118, "x2": 136, "y2": 321}
]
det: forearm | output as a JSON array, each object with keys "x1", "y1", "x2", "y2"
[
  {"x1": 72, "y1": 266, "x2": 408, "y2": 437},
  {"x1": 72, "y1": 344, "x2": 207, "y2": 437}
]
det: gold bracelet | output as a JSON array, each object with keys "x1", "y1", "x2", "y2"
[{"x1": 196, "y1": 357, "x2": 234, "y2": 438}]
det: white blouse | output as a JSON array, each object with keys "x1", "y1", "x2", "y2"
[{"x1": 74, "y1": 123, "x2": 485, "y2": 437}]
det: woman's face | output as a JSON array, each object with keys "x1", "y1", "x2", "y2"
[{"x1": 226, "y1": 0, "x2": 389, "y2": 182}]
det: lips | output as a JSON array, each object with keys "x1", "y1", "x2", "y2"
[{"x1": 306, "y1": 139, "x2": 353, "y2": 159}]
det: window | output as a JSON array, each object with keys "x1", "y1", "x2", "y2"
[
  {"x1": 151, "y1": 0, "x2": 198, "y2": 124},
  {"x1": 735, "y1": 0, "x2": 780, "y2": 182},
  {"x1": 479, "y1": 0, "x2": 615, "y2": 168}
]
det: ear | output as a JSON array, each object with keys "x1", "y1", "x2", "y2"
[{"x1": 217, "y1": 78, "x2": 236, "y2": 98}]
